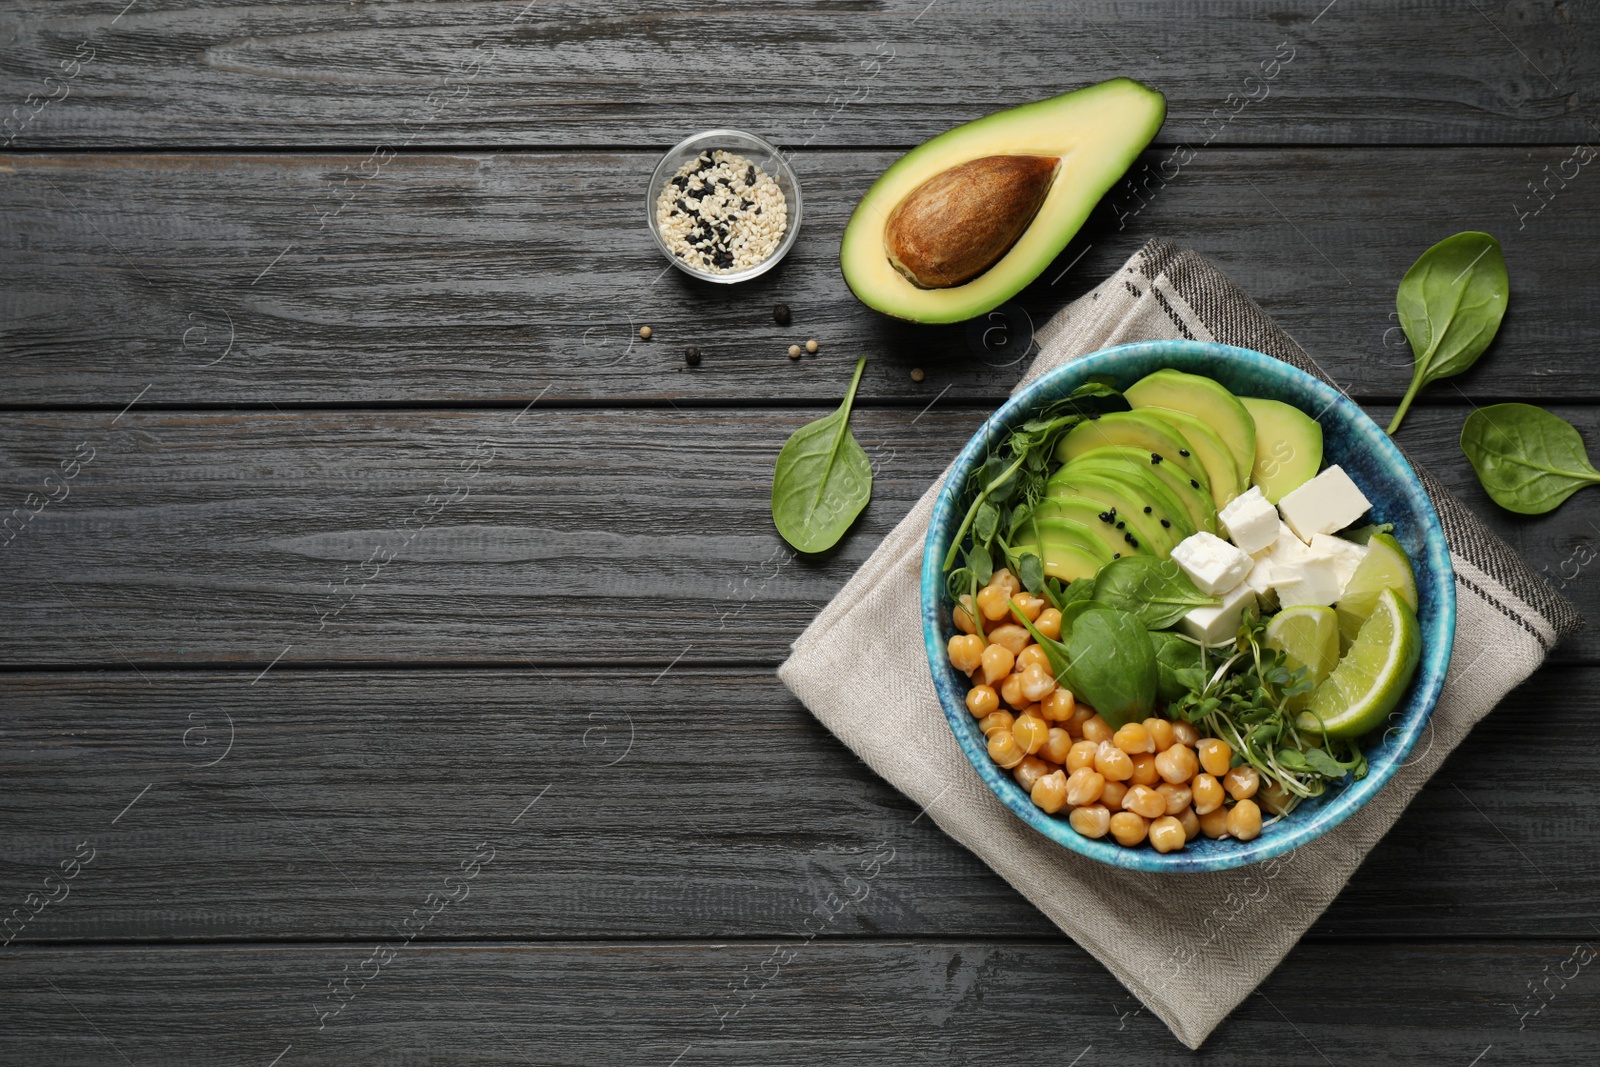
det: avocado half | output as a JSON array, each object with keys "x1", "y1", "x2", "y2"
[{"x1": 840, "y1": 79, "x2": 1166, "y2": 324}]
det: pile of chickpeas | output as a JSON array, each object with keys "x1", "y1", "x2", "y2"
[{"x1": 948, "y1": 568, "x2": 1273, "y2": 853}]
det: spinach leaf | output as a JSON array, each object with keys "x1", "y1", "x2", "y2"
[
  {"x1": 1091, "y1": 556, "x2": 1218, "y2": 629},
  {"x1": 1388, "y1": 232, "x2": 1508, "y2": 434},
  {"x1": 1008, "y1": 600, "x2": 1156, "y2": 728},
  {"x1": 1059, "y1": 577, "x2": 1097, "y2": 606},
  {"x1": 1150, "y1": 630, "x2": 1203, "y2": 706},
  {"x1": 1460, "y1": 402, "x2": 1600, "y2": 514},
  {"x1": 771, "y1": 358, "x2": 873, "y2": 552}
]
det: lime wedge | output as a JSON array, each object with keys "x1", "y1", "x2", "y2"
[
  {"x1": 1265, "y1": 605, "x2": 1340, "y2": 708},
  {"x1": 1299, "y1": 587, "x2": 1421, "y2": 740},
  {"x1": 1335, "y1": 532, "x2": 1418, "y2": 647}
]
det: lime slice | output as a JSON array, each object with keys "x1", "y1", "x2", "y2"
[
  {"x1": 1265, "y1": 605, "x2": 1340, "y2": 708},
  {"x1": 1299, "y1": 587, "x2": 1421, "y2": 740},
  {"x1": 1335, "y1": 532, "x2": 1418, "y2": 647}
]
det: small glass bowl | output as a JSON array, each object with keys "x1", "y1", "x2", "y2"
[{"x1": 645, "y1": 128, "x2": 802, "y2": 284}]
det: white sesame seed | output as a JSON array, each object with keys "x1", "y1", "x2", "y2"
[{"x1": 656, "y1": 150, "x2": 787, "y2": 275}]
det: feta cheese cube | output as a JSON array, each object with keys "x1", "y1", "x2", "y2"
[
  {"x1": 1170, "y1": 531, "x2": 1254, "y2": 596},
  {"x1": 1257, "y1": 521, "x2": 1313, "y2": 568},
  {"x1": 1178, "y1": 581, "x2": 1258, "y2": 645},
  {"x1": 1277, "y1": 464, "x2": 1372, "y2": 541},
  {"x1": 1218, "y1": 486, "x2": 1279, "y2": 554},
  {"x1": 1243, "y1": 554, "x2": 1278, "y2": 596},
  {"x1": 1309, "y1": 533, "x2": 1369, "y2": 595},
  {"x1": 1273, "y1": 553, "x2": 1344, "y2": 608}
]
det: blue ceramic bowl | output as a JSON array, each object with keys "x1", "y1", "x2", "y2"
[{"x1": 921, "y1": 340, "x2": 1456, "y2": 873}]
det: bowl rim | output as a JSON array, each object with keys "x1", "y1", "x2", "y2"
[
  {"x1": 920, "y1": 339, "x2": 1457, "y2": 873},
  {"x1": 644, "y1": 128, "x2": 803, "y2": 284}
]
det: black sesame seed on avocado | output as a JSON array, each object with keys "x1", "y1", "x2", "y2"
[
  {"x1": 1190, "y1": 479, "x2": 1201, "y2": 489},
  {"x1": 1143, "y1": 506, "x2": 1152, "y2": 514},
  {"x1": 1150, "y1": 453, "x2": 1163, "y2": 464},
  {"x1": 1113, "y1": 552, "x2": 1121, "y2": 559},
  {"x1": 1116, "y1": 521, "x2": 1125, "y2": 530},
  {"x1": 1160, "y1": 519, "x2": 1171, "y2": 528},
  {"x1": 1179, "y1": 449, "x2": 1191, "y2": 457}
]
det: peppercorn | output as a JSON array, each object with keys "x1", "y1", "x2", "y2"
[
  {"x1": 805, "y1": 339, "x2": 819, "y2": 354},
  {"x1": 684, "y1": 346, "x2": 701, "y2": 366},
  {"x1": 639, "y1": 326, "x2": 652, "y2": 340},
  {"x1": 910, "y1": 368, "x2": 925, "y2": 382},
  {"x1": 787, "y1": 344, "x2": 802, "y2": 358},
  {"x1": 773, "y1": 303, "x2": 791, "y2": 325}
]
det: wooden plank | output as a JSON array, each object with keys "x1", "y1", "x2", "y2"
[
  {"x1": 0, "y1": 666, "x2": 1595, "y2": 944},
  {"x1": 3, "y1": 146, "x2": 1597, "y2": 405},
  {"x1": 0, "y1": 404, "x2": 1593, "y2": 666},
  {"x1": 1, "y1": 939, "x2": 1594, "y2": 1063},
  {"x1": 1, "y1": 1, "x2": 1594, "y2": 149}
]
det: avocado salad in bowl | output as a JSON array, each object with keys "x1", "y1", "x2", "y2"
[{"x1": 920, "y1": 340, "x2": 1455, "y2": 873}]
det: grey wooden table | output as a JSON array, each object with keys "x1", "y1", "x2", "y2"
[{"x1": 3, "y1": 2, "x2": 1599, "y2": 1063}]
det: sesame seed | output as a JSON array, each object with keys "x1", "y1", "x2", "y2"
[{"x1": 656, "y1": 149, "x2": 787, "y2": 275}]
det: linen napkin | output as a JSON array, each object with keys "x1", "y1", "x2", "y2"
[{"x1": 778, "y1": 239, "x2": 1581, "y2": 1049}]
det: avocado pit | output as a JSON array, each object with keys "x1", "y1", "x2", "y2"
[{"x1": 884, "y1": 154, "x2": 1059, "y2": 289}]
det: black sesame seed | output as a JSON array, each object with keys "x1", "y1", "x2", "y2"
[
  {"x1": 740, "y1": 199, "x2": 753, "y2": 210},
  {"x1": 671, "y1": 175, "x2": 688, "y2": 189},
  {"x1": 1160, "y1": 519, "x2": 1171, "y2": 528},
  {"x1": 675, "y1": 198, "x2": 689, "y2": 212},
  {"x1": 1143, "y1": 506, "x2": 1152, "y2": 514},
  {"x1": 1124, "y1": 533, "x2": 1134, "y2": 544},
  {"x1": 1190, "y1": 479, "x2": 1201, "y2": 489},
  {"x1": 1130, "y1": 538, "x2": 1139, "y2": 548},
  {"x1": 746, "y1": 165, "x2": 756, "y2": 185},
  {"x1": 1109, "y1": 508, "x2": 1117, "y2": 517},
  {"x1": 774, "y1": 304, "x2": 791, "y2": 326},
  {"x1": 1116, "y1": 521, "x2": 1125, "y2": 530},
  {"x1": 1151, "y1": 453, "x2": 1163, "y2": 464},
  {"x1": 1179, "y1": 449, "x2": 1191, "y2": 457},
  {"x1": 684, "y1": 346, "x2": 701, "y2": 366},
  {"x1": 1114, "y1": 552, "x2": 1122, "y2": 559}
]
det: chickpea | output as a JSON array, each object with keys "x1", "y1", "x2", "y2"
[
  {"x1": 1031, "y1": 770, "x2": 1069, "y2": 814},
  {"x1": 1148, "y1": 815, "x2": 1187, "y2": 853},
  {"x1": 981, "y1": 643, "x2": 1015, "y2": 686},
  {"x1": 1080, "y1": 714, "x2": 1114, "y2": 744},
  {"x1": 986, "y1": 624, "x2": 1030, "y2": 655},
  {"x1": 1034, "y1": 608, "x2": 1063, "y2": 641},
  {"x1": 1065, "y1": 766, "x2": 1106, "y2": 806},
  {"x1": 1224, "y1": 766, "x2": 1260, "y2": 800},
  {"x1": 1113, "y1": 722, "x2": 1154, "y2": 755},
  {"x1": 1144, "y1": 717, "x2": 1176, "y2": 753},
  {"x1": 1012, "y1": 712, "x2": 1049, "y2": 755},
  {"x1": 1226, "y1": 798, "x2": 1263, "y2": 841},
  {"x1": 1069, "y1": 804, "x2": 1111, "y2": 839},
  {"x1": 953, "y1": 595, "x2": 979, "y2": 635},
  {"x1": 1094, "y1": 741, "x2": 1134, "y2": 782},
  {"x1": 999, "y1": 672, "x2": 1028, "y2": 709},
  {"x1": 1172, "y1": 720, "x2": 1200, "y2": 747},
  {"x1": 1065, "y1": 739, "x2": 1099, "y2": 772},
  {"x1": 1122, "y1": 784, "x2": 1166, "y2": 819},
  {"x1": 1197, "y1": 738, "x2": 1233, "y2": 778},
  {"x1": 1012, "y1": 593, "x2": 1046, "y2": 622},
  {"x1": 988, "y1": 568, "x2": 1021, "y2": 597},
  {"x1": 1258, "y1": 778, "x2": 1294, "y2": 815},
  {"x1": 977, "y1": 710, "x2": 1014, "y2": 737},
  {"x1": 1041, "y1": 687, "x2": 1076, "y2": 723},
  {"x1": 1156, "y1": 782, "x2": 1192, "y2": 815},
  {"x1": 947, "y1": 634, "x2": 984, "y2": 673},
  {"x1": 1190, "y1": 773, "x2": 1224, "y2": 815},
  {"x1": 976, "y1": 584, "x2": 1012, "y2": 621},
  {"x1": 1019, "y1": 662, "x2": 1057, "y2": 702},
  {"x1": 987, "y1": 728, "x2": 1025, "y2": 769},
  {"x1": 1043, "y1": 727, "x2": 1074, "y2": 765},
  {"x1": 1013, "y1": 755, "x2": 1052, "y2": 794},
  {"x1": 1198, "y1": 806, "x2": 1230, "y2": 839},
  {"x1": 1176, "y1": 805, "x2": 1201, "y2": 841},
  {"x1": 1065, "y1": 704, "x2": 1094, "y2": 738},
  {"x1": 1129, "y1": 753, "x2": 1160, "y2": 787},
  {"x1": 965, "y1": 685, "x2": 999, "y2": 717},
  {"x1": 1109, "y1": 811, "x2": 1149, "y2": 847},
  {"x1": 1154, "y1": 743, "x2": 1198, "y2": 785},
  {"x1": 1016, "y1": 644, "x2": 1051, "y2": 672},
  {"x1": 1098, "y1": 780, "x2": 1128, "y2": 811}
]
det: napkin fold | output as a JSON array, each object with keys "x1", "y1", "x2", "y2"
[{"x1": 778, "y1": 239, "x2": 1581, "y2": 1048}]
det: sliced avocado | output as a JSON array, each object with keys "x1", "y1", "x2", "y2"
[
  {"x1": 1240, "y1": 396, "x2": 1324, "y2": 504},
  {"x1": 1023, "y1": 517, "x2": 1115, "y2": 582},
  {"x1": 1070, "y1": 445, "x2": 1218, "y2": 534},
  {"x1": 1027, "y1": 496, "x2": 1152, "y2": 561},
  {"x1": 1055, "y1": 411, "x2": 1209, "y2": 487},
  {"x1": 1124, "y1": 369, "x2": 1257, "y2": 484},
  {"x1": 1044, "y1": 472, "x2": 1181, "y2": 556},
  {"x1": 1129, "y1": 407, "x2": 1243, "y2": 507},
  {"x1": 1059, "y1": 456, "x2": 1197, "y2": 541},
  {"x1": 840, "y1": 80, "x2": 1166, "y2": 323}
]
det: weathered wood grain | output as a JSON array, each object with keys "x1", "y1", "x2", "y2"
[
  {"x1": 0, "y1": 666, "x2": 1596, "y2": 945},
  {"x1": 2, "y1": 147, "x2": 1597, "y2": 405},
  {"x1": 2, "y1": 938, "x2": 1595, "y2": 1064},
  {"x1": 1, "y1": 1, "x2": 1595, "y2": 149},
  {"x1": 0, "y1": 404, "x2": 1592, "y2": 665}
]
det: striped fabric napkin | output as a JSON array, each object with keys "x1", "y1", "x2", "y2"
[{"x1": 778, "y1": 239, "x2": 1580, "y2": 1048}]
